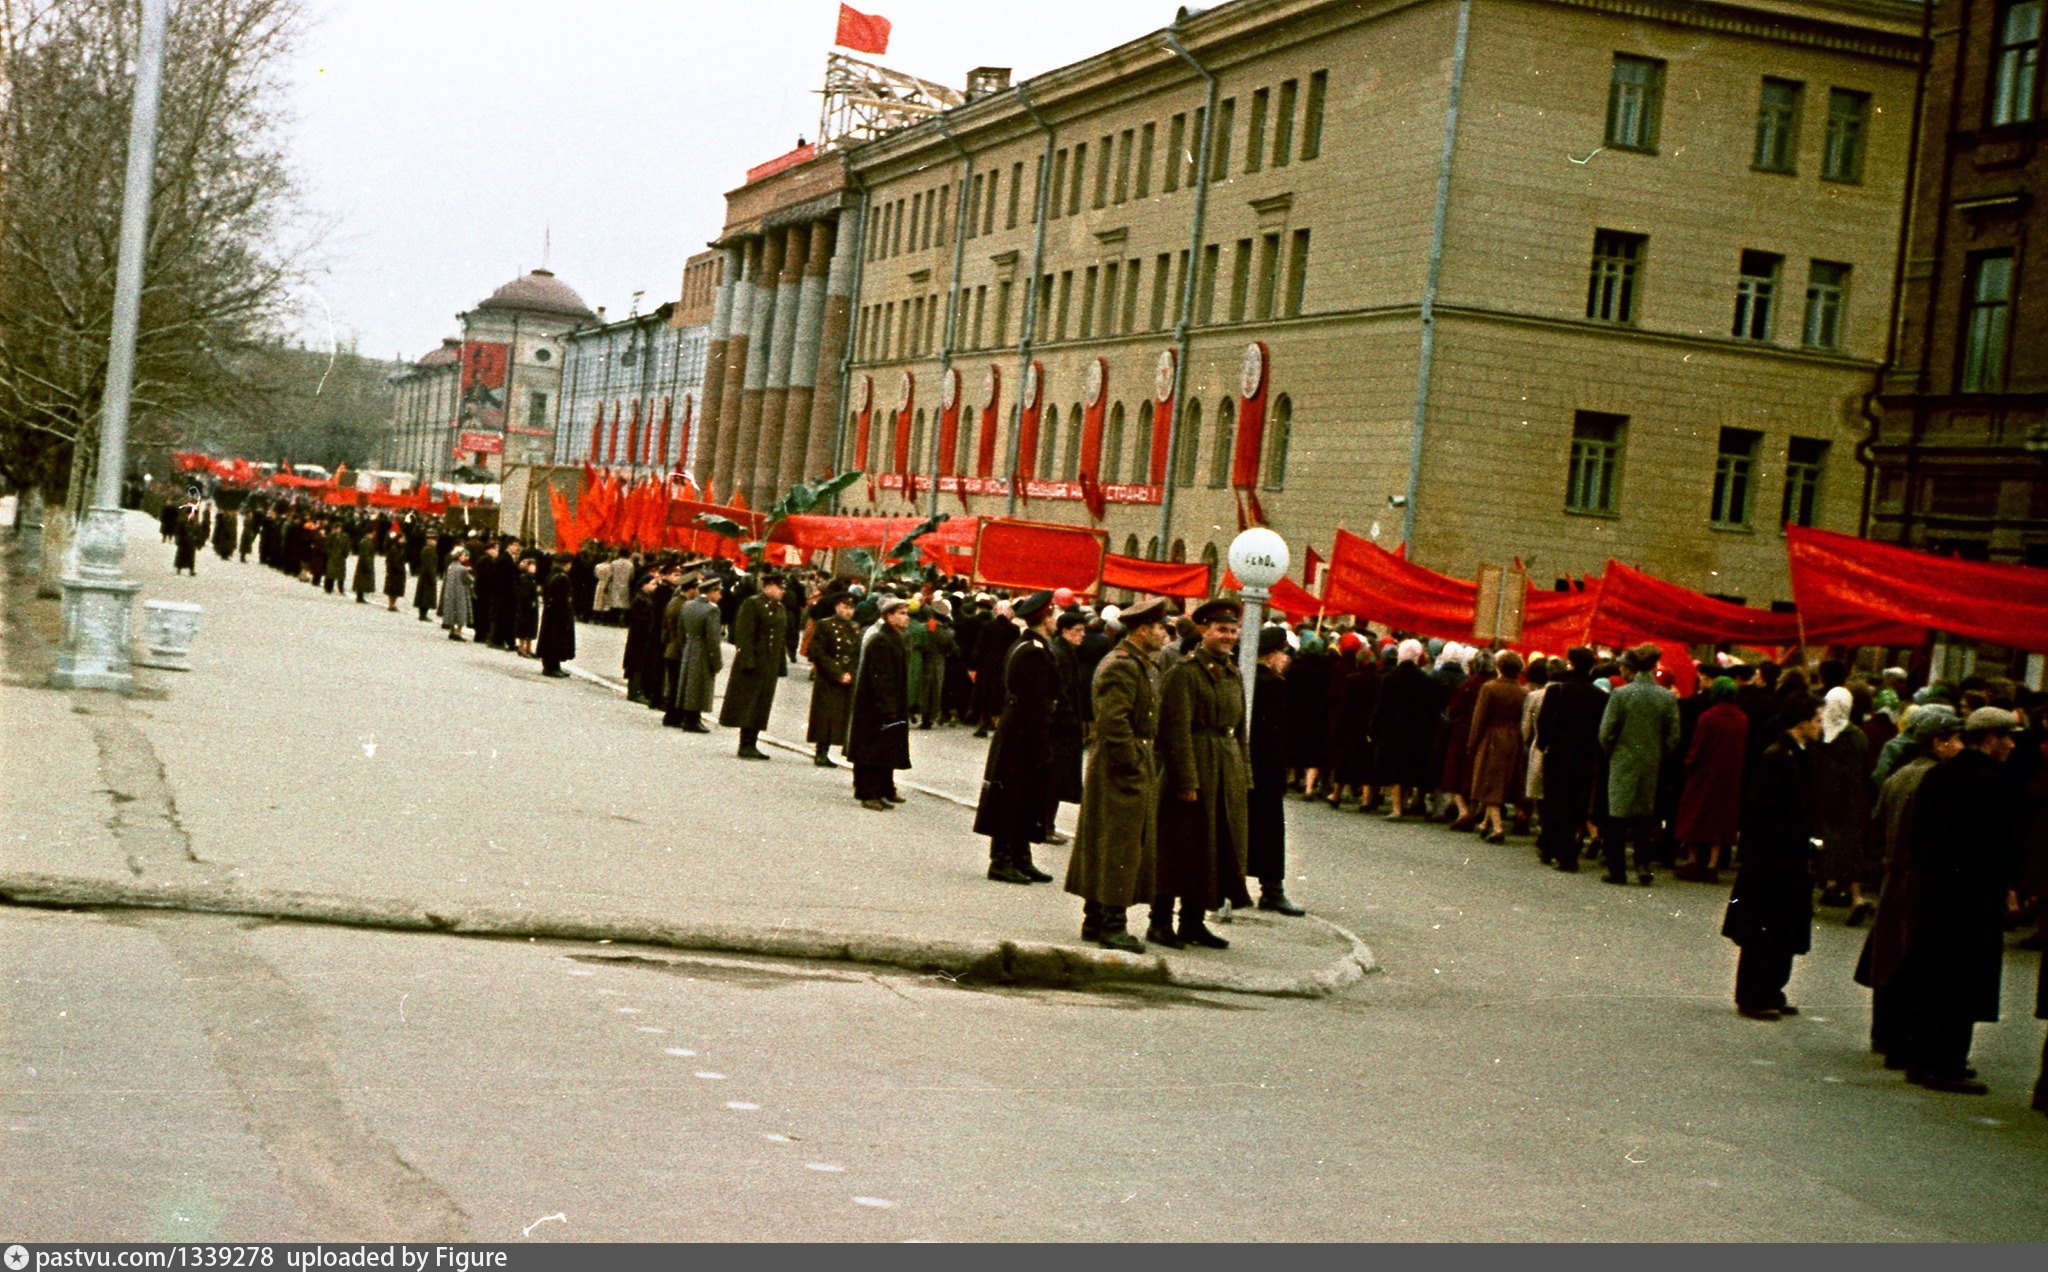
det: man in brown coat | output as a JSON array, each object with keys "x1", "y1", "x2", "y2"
[
  {"x1": 1064, "y1": 599, "x2": 1173, "y2": 952},
  {"x1": 1149, "y1": 598, "x2": 1251, "y2": 951}
]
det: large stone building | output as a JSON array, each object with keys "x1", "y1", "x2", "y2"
[
  {"x1": 385, "y1": 269, "x2": 596, "y2": 479},
  {"x1": 771, "y1": 0, "x2": 1921, "y2": 605},
  {"x1": 1868, "y1": 0, "x2": 2048, "y2": 574},
  {"x1": 552, "y1": 299, "x2": 711, "y2": 476}
]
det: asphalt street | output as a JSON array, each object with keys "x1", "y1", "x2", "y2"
[{"x1": 2, "y1": 517, "x2": 2045, "y2": 1240}]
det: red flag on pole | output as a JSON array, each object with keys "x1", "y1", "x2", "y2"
[{"x1": 834, "y1": 3, "x2": 890, "y2": 55}]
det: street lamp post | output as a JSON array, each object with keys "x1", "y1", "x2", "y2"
[
  {"x1": 51, "y1": 0, "x2": 170, "y2": 691},
  {"x1": 1227, "y1": 527, "x2": 1289, "y2": 763}
]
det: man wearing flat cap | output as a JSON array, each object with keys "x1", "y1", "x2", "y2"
[
  {"x1": 1894, "y1": 705, "x2": 2028, "y2": 1093},
  {"x1": 674, "y1": 575, "x2": 724, "y2": 732},
  {"x1": 975, "y1": 591, "x2": 1063, "y2": 883},
  {"x1": 721, "y1": 573, "x2": 789, "y2": 759},
  {"x1": 1148, "y1": 598, "x2": 1251, "y2": 950},
  {"x1": 848, "y1": 595, "x2": 914, "y2": 809},
  {"x1": 1065, "y1": 597, "x2": 1174, "y2": 951}
]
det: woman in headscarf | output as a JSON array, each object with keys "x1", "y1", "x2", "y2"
[
  {"x1": 1467, "y1": 650, "x2": 1527, "y2": 844},
  {"x1": 438, "y1": 548, "x2": 474, "y2": 641},
  {"x1": 1286, "y1": 630, "x2": 1334, "y2": 798},
  {"x1": 1812, "y1": 684, "x2": 1878, "y2": 924},
  {"x1": 1370, "y1": 638, "x2": 1438, "y2": 819},
  {"x1": 1675, "y1": 677, "x2": 1748, "y2": 882}
]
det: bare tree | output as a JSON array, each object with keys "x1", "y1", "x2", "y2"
[{"x1": 0, "y1": 0, "x2": 312, "y2": 506}]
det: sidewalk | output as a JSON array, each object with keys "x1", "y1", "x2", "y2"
[{"x1": 0, "y1": 514, "x2": 1371, "y2": 997}]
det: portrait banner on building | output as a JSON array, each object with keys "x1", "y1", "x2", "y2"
[
  {"x1": 459, "y1": 341, "x2": 510, "y2": 431},
  {"x1": 976, "y1": 364, "x2": 1001, "y2": 479},
  {"x1": 853, "y1": 376, "x2": 876, "y2": 501},
  {"x1": 1231, "y1": 340, "x2": 1270, "y2": 527},
  {"x1": 1150, "y1": 349, "x2": 1175, "y2": 487},
  {"x1": 1013, "y1": 360, "x2": 1043, "y2": 502},
  {"x1": 892, "y1": 370, "x2": 915, "y2": 490}
]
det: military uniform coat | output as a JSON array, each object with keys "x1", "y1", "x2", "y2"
[
  {"x1": 538, "y1": 570, "x2": 576, "y2": 663},
  {"x1": 324, "y1": 528, "x2": 351, "y2": 585},
  {"x1": 676, "y1": 598, "x2": 724, "y2": 713},
  {"x1": 1155, "y1": 646, "x2": 1251, "y2": 912},
  {"x1": 973, "y1": 629, "x2": 1060, "y2": 842},
  {"x1": 806, "y1": 614, "x2": 860, "y2": 746},
  {"x1": 718, "y1": 592, "x2": 786, "y2": 729},
  {"x1": 414, "y1": 540, "x2": 439, "y2": 613},
  {"x1": 1064, "y1": 641, "x2": 1161, "y2": 907},
  {"x1": 1599, "y1": 677, "x2": 1681, "y2": 819},
  {"x1": 382, "y1": 540, "x2": 408, "y2": 599},
  {"x1": 351, "y1": 533, "x2": 378, "y2": 596},
  {"x1": 847, "y1": 622, "x2": 912, "y2": 770}
]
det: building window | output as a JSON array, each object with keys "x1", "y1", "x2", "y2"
[
  {"x1": 1049, "y1": 150, "x2": 1067, "y2": 220},
  {"x1": 1273, "y1": 79, "x2": 1299, "y2": 168},
  {"x1": 1229, "y1": 238, "x2": 1252, "y2": 322},
  {"x1": 1284, "y1": 229, "x2": 1310, "y2": 316},
  {"x1": 1992, "y1": 0, "x2": 2042, "y2": 127},
  {"x1": 1094, "y1": 135, "x2": 1112, "y2": 209},
  {"x1": 1115, "y1": 129, "x2": 1133, "y2": 203},
  {"x1": 984, "y1": 170, "x2": 999, "y2": 235},
  {"x1": 1567, "y1": 411, "x2": 1624, "y2": 515},
  {"x1": 1710, "y1": 428, "x2": 1762, "y2": 528},
  {"x1": 1186, "y1": 106, "x2": 1206, "y2": 188},
  {"x1": 1151, "y1": 253, "x2": 1171, "y2": 329},
  {"x1": 910, "y1": 408, "x2": 927, "y2": 476},
  {"x1": 994, "y1": 280, "x2": 1012, "y2": 346},
  {"x1": 1606, "y1": 55, "x2": 1664, "y2": 152},
  {"x1": 1165, "y1": 114, "x2": 1185, "y2": 193},
  {"x1": 528, "y1": 391, "x2": 549, "y2": 428},
  {"x1": 1263, "y1": 394, "x2": 1291, "y2": 491},
  {"x1": 1069, "y1": 142, "x2": 1087, "y2": 215},
  {"x1": 1136, "y1": 401, "x2": 1155, "y2": 481},
  {"x1": 1062, "y1": 403, "x2": 1083, "y2": 479},
  {"x1": 1104, "y1": 402, "x2": 1126, "y2": 484},
  {"x1": 1122, "y1": 258, "x2": 1142, "y2": 333},
  {"x1": 1039, "y1": 405, "x2": 1060, "y2": 478},
  {"x1": 1198, "y1": 244, "x2": 1220, "y2": 324},
  {"x1": 1136, "y1": 122, "x2": 1155, "y2": 198},
  {"x1": 1781, "y1": 437, "x2": 1827, "y2": 529},
  {"x1": 1753, "y1": 78, "x2": 1802, "y2": 173},
  {"x1": 1210, "y1": 98, "x2": 1235, "y2": 180},
  {"x1": 1961, "y1": 250, "x2": 2015, "y2": 391},
  {"x1": 1803, "y1": 260, "x2": 1850, "y2": 350},
  {"x1": 1301, "y1": 70, "x2": 1328, "y2": 160},
  {"x1": 1055, "y1": 271, "x2": 1073, "y2": 341},
  {"x1": 966, "y1": 174, "x2": 982, "y2": 239},
  {"x1": 1175, "y1": 400, "x2": 1203, "y2": 487},
  {"x1": 1732, "y1": 250, "x2": 1782, "y2": 341},
  {"x1": 1209, "y1": 398, "x2": 1236, "y2": 489},
  {"x1": 1080, "y1": 267, "x2": 1098, "y2": 338},
  {"x1": 1823, "y1": 89, "x2": 1870, "y2": 182},
  {"x1": 1008, "y1": 161, "x2": 1024, "y2": 227},
  {"x1": 1100, "y1": 261, "x2": 1120, "y2": 334},
  {"x1": 1586, "y1": 230, "x2": 1645, "y2": 323},
  {"x1": 1246, "y1": 88, "x2": 1269, "y2": 172}
]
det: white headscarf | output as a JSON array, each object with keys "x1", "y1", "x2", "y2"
[
  {"x1": 1821, "y1": 685, "x2": 1854, "y2": 744},
  {"x1": 1397, "y1": 638, "x2": 1426, "y2": 665}
]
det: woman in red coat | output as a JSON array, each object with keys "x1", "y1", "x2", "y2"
[
  {"x1": 1440, "y1": 650, "x2": 1495, "y2": 829},
  {"x1": 1676, "y1": 677, "x2": 1748, "y2": 881}
]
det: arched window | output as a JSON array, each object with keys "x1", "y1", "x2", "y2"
[
  {"x1": 1208, "y1": 397, "x2": 1236, "y2": 489},
  {"x1": 1103, "y1": 402, "x2": 1126, "y2": 484},
  {"x1": 1121, "y1": 533, "x2": 1142, "y2": 603},
  {"x1": 1200, "y1": 541, "x2": 1220, "y2": 590},
  {"x1": 1170, "y1": 538, "x2": 1187, "y2": 563},
  {"x1": 910, "y1": 408, "x2": 927, "y2": 477},
  {"x1": 1263, "y1": 394, "x2": 1292, "y2": 491},
  {"x1": 1038, "y1": 405, "x2": 1060, "y2": 479},
  {"x1": 1174, "y1": 399, "x2": 1203, "y2": 488},
  {"x1": 1135, "y1": 400, "x2": 1155, "y2": 484},
  {"x1": 1146, "y1": 535, "x2": 1161, "y2": 559},
  {"x1": 1063, "y1": 403, "x2": 1084, "y2": 479},
  {"x1": 956, "y1": 405, "x2": 975, "y2": 474}
]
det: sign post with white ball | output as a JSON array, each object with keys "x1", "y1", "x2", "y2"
[{"x1": 1227, "y1": 527, "x2": 1289, "y2": 763}]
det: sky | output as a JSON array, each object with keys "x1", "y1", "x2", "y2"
[{"x1": 284, "y1": 0, "x2": 1182, "y2": 362}]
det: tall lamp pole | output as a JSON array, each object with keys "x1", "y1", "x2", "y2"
[
  {"x1": 52, "y1": 0, "x2": 169, "y2": 690},
  {"x1": 1227, "y1": 527, "x2": 1289, "y2": 761}
]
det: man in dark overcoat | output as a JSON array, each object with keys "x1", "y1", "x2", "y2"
[
  {"x1": 847, "y1": 596, "x2": 912, "y2": 808},
  {"x1": 1896, "y1": 707, "x2": 2028, "y2": 1094},
  {"x1": 674, "y1": 577, "x2": 724, "y2": 731},
  {"x1": 1046, "y1": 610, "x2": 1090, "y2": 834},
  {"x1": 1064, "y1": 599, "x2": 1172, "y2": 951},
  {"x1": 971, "y1": 601, "x2": 1016, "y2": 736},
  {"x1": 659, "y1": 573, "x2": 699, "y2": 726},
  {"x1": 1247, "y1": 626, "x2": 1305, "y2": 915},
  {"x1": 1149, "y1": 598, "x2": 1251, "y2": 951},
  {"x1": 1598, "y1": 644, "x2": 1681, "y2": 885},
  {"x1": 1722, "y1": 696, "x2": 1822, "y2": 1019},
  {"x1": 350, "y1": 527, "x2": 378, "y2": 602},
  {"x1": 973, "y1": 591, "x2": 1061, "y2": 883},
  {"x1": 471, "y1": 539, "x2": 501, "y2": 637},
  {"x1": 413, "y1": 537, "x2": 440, "y2": 621},
  {"x1": 538, "y1": 554, "x2": 577, "y2": 678},
  {"x1": 323, "y1": 522, "x2": 351, "y2": 594},
  {"x1": 211, "y1": 506, "x2": 236, "y2": 561},
  {"x1": 806, "y1": 591, "x2": 860, "y2": 765},
  {"x1": 1535, "y1": 645, "x2": 1608, "y2": 869},
  {"x1": 720, "y1": 573, "x2": 788, "y2": 759}
]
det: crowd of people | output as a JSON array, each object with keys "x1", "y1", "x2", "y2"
[{"x1": 158, "y1": 484, "x2": 2048, "y2": 1111}]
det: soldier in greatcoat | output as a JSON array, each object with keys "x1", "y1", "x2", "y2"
[
  {"x1": 1064, "y1": 598, "x2": 1174, "y2": 952},
  {"x1": 413, "y1": 536, "x2": 440, "y2": 622},
  {"x1": 659, "y1": 574, "x2": 700, "y2": 726},
  {"x1": 806, "y1": 591, "x2": 861, "y2": 766},
  {"x1": 350, "y1": 527, "x2": 379, "y2": 602},
  {"x1": 674, "y1": 576, "x2": 724, "y2": 732},
  {"x1": 973, "y1": 591, "x2": 1061, "y2": 884},
  {"x1": 1148, "y1": 598, "x2": 1251, "y2": 951},
  {"x1": 719, "y1": 573, "x2": 787, "y2": 758},
  {"x1": 323, "y1": 522, "x2": 351, "y2": 594},
  {"x1": 848, "y1": 595, "x2": 913, "y2": 808}
]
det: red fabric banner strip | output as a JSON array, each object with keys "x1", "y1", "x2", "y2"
[
  {"x1": 937, "y1": 392, "x2": 961, "y2": 479},
  {"x1": 893, "y1": 397, "x2": 913, "y2": 483},
  {"x1": 627, "y1": 400, "x2": 642, "y2": 467},
  {"x1": 1101, "y1": 553, "x2": 1208, "y2": 598},
  {"x1": 974, "y1": 518, "x2": 1107, "y2": 594},
  {"x1": 1589, "y1": 559, "x2": 1802, "y2": 648},
  {"x1": 770, "y1": 514, "x2": 980, "y2": 552},
  {"x1": 1788, "y1": 525, "x2": 2043, "y2": 650},
  {"x1": 673, "y1": 397, "x2": 693, "y2": 475},
  {"x1": 1078, "y1": 360, "x2": 1108, "y2": 521},
  {"x1": 1149, "y1": 395, "x2": 1173, "y2": 488},
  {"x1": 977, "y1": 369, "x2": 1001, "y2": 478}
]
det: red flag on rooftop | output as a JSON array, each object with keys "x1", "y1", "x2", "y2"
[{"x1": 835, "y1": 3, "x2": 890, "y2": 54}]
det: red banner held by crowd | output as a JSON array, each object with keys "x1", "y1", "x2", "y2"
[
  {"x1": 1100, "y1": 553, "x2": 1208, "y2": 599},
  {"x1": 1787, "y1": 525, "x2": 2047, "y2": 651},
  {"x1": 973, "y1": 518, "x2": 1107, "y2": 595}
]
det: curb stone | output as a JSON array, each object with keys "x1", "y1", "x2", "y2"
[{"x1": 0, "y1": 871, "x2": 1375, "y2": 998}]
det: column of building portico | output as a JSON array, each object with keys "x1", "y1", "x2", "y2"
[
  {"x1": 693, "y1": 244, "x2": 743, "y2": 490},
  {"x1": 775, "y1": 216, "x2": 834, "y2": 493},
  {"x1": 711, "y1": 237, "x2": 759, "y2": 503},
  {"x1": 728, "y1": 230, "x2": 783, "y2": 508},
  {"x1": 753, "y1": 222, "x2": 809, "y2": 509},
  {"x1": 802, "y1": 211, "x2": 857, "y2": 483}
]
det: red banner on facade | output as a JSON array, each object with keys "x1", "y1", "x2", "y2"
[
  {"x1": 1077, "y1": 357, "x2": 1108, "y2": 521},
  {"x1": 892, "y1": 372, "x2": 914, "y2": 490},
  {"x1": 1149, "y1": 349, "x2": 1175, "y2": 487},
  {"x1": 976, "y1": 365, "x2": 1001, "y2": 478},
  {"x1": 1232, "y1": 340, "x2": 1270, "y2": 527},
  {"x1": 1013, "y1": 360, "x2": 1043, "y2": 501},
  {"x1": 456, "y1": 431, "x2": 503, "y2": 455},
  {"x1": 1101, "y1": 553, "x2": 1206, "y2": 598}
]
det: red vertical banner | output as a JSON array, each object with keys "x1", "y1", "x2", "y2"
[
  {"x1": 1077, "y1": 356, "x2": 1109, "y2": 521},
  {"x1": 672, "y1": 395, "x2": 692, "y2": 475},
  {"x1": 937, "y1": 367, "x2": 962, "y2": 477},
  {"x1": 604, "y1": 401, "x2": 619, "y2": 466},
  {"x1": 1014, "y1": 360, "x2": 1043, "y2": 501},
  {"x1": 853, "y1": 376, "x2": 876, "y2": 501},
  {"x1": 627, "y1": 400, "x2": 643, "y2": 469},
  {"x1": 1150, "y1": 348, "x2": 1175, "y2": 487},
  {"x1": 656, "y1": 398, "x2": 673, "y2": 471},
  {"x1": 892, "y1": 369, "x2": 915, "y2": 493},
  {"x1": 587, "y1": 404, "x2": 603, "y2": 463},
  {"x1": 1230, "y1": 340, "x2": 1270, "y2": 526},
  {"x1": 976, "y1": 364, "x2": 1001, "y2": 479}
]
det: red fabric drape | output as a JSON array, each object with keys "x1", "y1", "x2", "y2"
[
  {"x1": 1266, "y1": 576, "x2": 1325, "y2": 619},
  {"x1": 1231, "y1": 340, "x2": 1270, "y2": 526},
  {"x1": 1323, "y1": 528, "x2": 1598, "y2": 650},
  {"x1": 654, "y1": 399, "x2": 673, "y2": 472},
  {"x1": 1101, "y1": 553, "x2": 1207, "y2": 598},
  {"x1": 937, "y1": 370, "x2": 962, "y2": 478},
  {"x1": 834, "y1": 3, "x2": 890, "y2": 54},
  {"x1": 1788, "y1": 525, "x2": 2045, "y2": 650},
  {"x1": 1149, "y1": 350, "x2": 1175, "y2": 487},
  {"x1": 893, "y1": 386, "x2": 914, "y2": 488},
  {"x1": 974, "y1": 518, "x2": 1107, "y2": 593},
  {"x1": 1014, "y1": 360, "x2": 1043, "y2": 492},
  {"x1": 605, "y1": 401, "x2": 620, "y2": 465},
  {"x1": 772, "y1": 514, "x2": 981, "y2": 552},
  {"x1": 976, "y1": 367, "x2": 1001, "y2": 479},
  {"x1": 1078, "y1": 359, "x2": 1108, "y2": 521},
  {"x1": 627, "y1": 400, "x2": 643, "y2": 468},
  {"x1": 1589, "y1": 560, "x2": 1802, "y2": 648}
]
